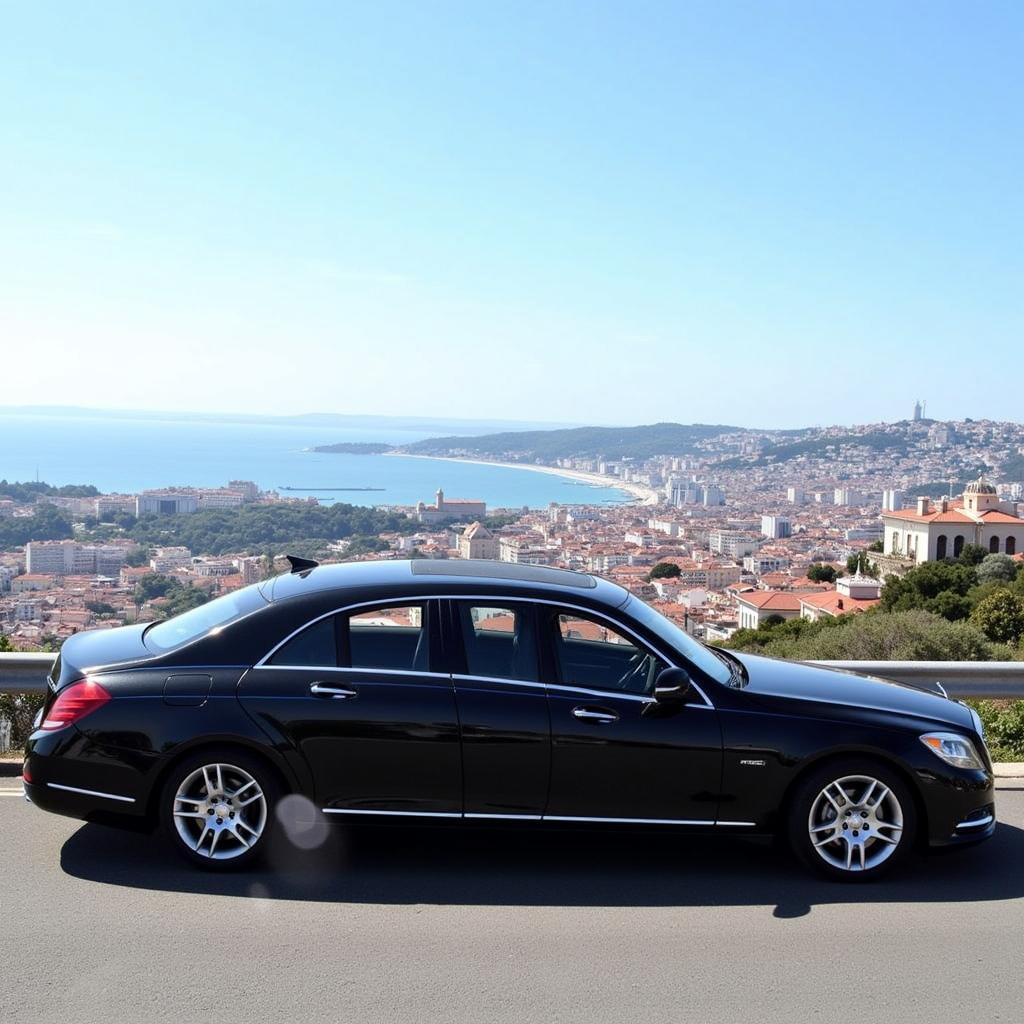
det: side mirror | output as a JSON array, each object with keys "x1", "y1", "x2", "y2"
[{"x1": 654, "y1": 666, "x2": 692, "y2": 703}]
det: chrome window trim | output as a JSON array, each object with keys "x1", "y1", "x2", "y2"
[
  {"x1": 47, "y1": 782, "x2": 135, "y2": 804},
  {"x1": 251, "y1": 664, "x2": 448, "y2": 680},
  {"x1": 256, "y1": 593, "x2": 715, "y2": 708}
]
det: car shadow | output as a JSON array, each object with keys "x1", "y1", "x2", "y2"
[{"x1": 60, "y1": 820, "x2": 1024, "y2": 918}]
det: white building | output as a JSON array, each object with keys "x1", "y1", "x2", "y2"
[
  {"x1": 25, "y1": 541, "x2": 127, "y2": 577},
  {"x1": 150, "y1": 546, "x2": 193, "y2": 572},
  {"x1": 786, "y1": 488, "x2": 805, "y2": 505},
  {"x1": 760, "y1": 515, "x2": 791, "y2": 539},
  {"x1": 880, "y1": 480, "x2": 1024, "y2": 564},
  {"x1": 137, "y1": 491, "x2": 199, "y2": 516},
  {"x1": 881, "y1": 489, "x2": 904, "y2": 512}
]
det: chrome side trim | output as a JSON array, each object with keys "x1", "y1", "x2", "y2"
[
  {"x1": 543, "y1": 815, "x2": 715, "y2": 826},
  {"x1": 465, "y1": 812, "x2": 543, "y2": 821},
  {"x1": 256, "y1": 593, "x2": 715, "y2": 708},
  {"x1": 956, "y1": 814, "x2": 994, "y2": 830},
  {"x1": 46, "y1": 783, "x2": 135, "y2": 804},
  {"x1": 321, "y1": 808, "x2": 461, "y2": 818},
  {"x1": 317, "y1": 807, "x2": 753, "y2": 827}
]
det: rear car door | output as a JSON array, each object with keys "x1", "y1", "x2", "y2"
[
  {"x1": 445, "y1": 599, "x2": 550, "y2": 818},
  {"x1": 541, "y1": 606, "x2": 722, "y2": 824},
  {"x1": 238, "y1": 600, "x2": 462, "y2": 817}
]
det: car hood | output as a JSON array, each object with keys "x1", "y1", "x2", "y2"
[{"x1": 730, "y1": 651, "x2": 973, "y2": 729}]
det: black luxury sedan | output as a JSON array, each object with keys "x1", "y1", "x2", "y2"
[{"x1": 24, "y1": 558, "x2": 995, "y2": 879}]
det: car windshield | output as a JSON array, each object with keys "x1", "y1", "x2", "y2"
[
  {"x1": 143, "y1": 583, "x2": 268, "y2": 652},
  {"x1": 624, "y1": 595, "x2": 733, "y2": 687}
]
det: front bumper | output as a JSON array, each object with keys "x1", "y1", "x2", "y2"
[{"x1": 917, "y1": 763, "x2": 996, "y2": 848}]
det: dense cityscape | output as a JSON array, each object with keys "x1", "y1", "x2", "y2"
[{"x1": 4, "y1": 408, "x2": 1024, "y2": 664}]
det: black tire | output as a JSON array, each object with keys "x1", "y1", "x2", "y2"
[
  {"x1": 159, "y1": 747, "x2": 283, "y2": 870},
  {"x1": 787, "y1": 757, "x2": 918, "y2": 882}
]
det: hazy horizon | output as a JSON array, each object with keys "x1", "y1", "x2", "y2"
[{"x1": 0, "y1": 401, "x2": 1017, "y2": 436}]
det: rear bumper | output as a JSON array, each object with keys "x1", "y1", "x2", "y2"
[{"x1": 23, "y1": 728, "x2": 153, "y2": 826}]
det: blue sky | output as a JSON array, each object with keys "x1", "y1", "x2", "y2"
[{"x1": 1, "y1": 2, "x2": 1020, "y2": 429}]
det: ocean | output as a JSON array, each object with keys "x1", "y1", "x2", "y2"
[{"x1": 0, "y1": 411, "x2": 630, "y2": 509}]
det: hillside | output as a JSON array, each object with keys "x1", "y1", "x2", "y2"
[{"x1": 403, "y1": 422, "x2": 738, "y2": 461}]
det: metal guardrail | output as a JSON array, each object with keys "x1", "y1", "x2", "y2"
[
  {"x1": 0, "y1": 650, "x2": 1022, "y2": 699},
  {"x1": 0, "y1": 653, "x2": 57, "y2": 694}
]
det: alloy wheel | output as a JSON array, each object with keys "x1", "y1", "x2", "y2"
[
  {"x1": 172, "y1": 762, "x2": 268, "y2": 860},
  {"x1": 807, "y1": 774, "x2": 904, "y2": 873}
]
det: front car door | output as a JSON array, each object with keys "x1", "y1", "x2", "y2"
[
  {"x1": 238, "y1": 599, "x2": 462, "y2": 817},
  {"x1": 540, "y1": 604, "x2": 722, "y2": 824}
]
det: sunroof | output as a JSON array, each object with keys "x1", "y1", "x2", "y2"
[{"x1": 411, "y1": 559, "x2": 597, "y2": 589}]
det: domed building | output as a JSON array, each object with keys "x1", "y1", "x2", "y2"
[{"x1": 879, "y1": 478, "x2": 1024, "y2": 567}]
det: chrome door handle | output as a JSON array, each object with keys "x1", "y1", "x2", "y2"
[
  {"x1": 572, "y1": 707, "x2": 618, "y2": 723},
  {"x1": 310, "y1": 682, "x2": 358, "y2": 699}
]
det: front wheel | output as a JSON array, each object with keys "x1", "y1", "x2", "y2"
[
  {"x1": 788, "y1": 759, "x2": 917, "y2": 881},
  {"x1": 159, "y1": 749, "x2": 281, "y2": 869}
]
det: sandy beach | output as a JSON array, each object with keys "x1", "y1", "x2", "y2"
[{"x1": 388, "y1": 452, "x2": 661, "y2": 505}]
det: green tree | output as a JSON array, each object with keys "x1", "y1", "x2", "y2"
[
  {"x1": 969, "y1": 590, "x2": 1024, "y2": 645},
  {"x1": 807, "y1": 563, "x2": 838, "y2": 583},
  {"x1": 648, "y1": 561, "x2": 682, "y2": 581},
  {"x1": 868, "y1": 539, "x2": 884, "y2": 553},
  {"x1": 958, "y1": 543, "x2": 988, "y2": 566},
  {"x1": 976, "y1": 553, "x2": 1019, "y2": 585},
  {"x1": 879, "y1": 561, "x2": 977, "y2": 620}
]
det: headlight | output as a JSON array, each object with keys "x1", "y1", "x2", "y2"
[{"x1": 920, "y1": 732, "x2": 984, "y2": 770}]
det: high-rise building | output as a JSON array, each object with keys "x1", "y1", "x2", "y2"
[
  {"x1": 760, "y1": 515, "x2": 792, "y2": 539},
  {"x1": 882, "y1": 489, "x2": 903, "y2": 512},
  {"x1": 786, "y1": 487, "x2": 805, "y2": 505}
]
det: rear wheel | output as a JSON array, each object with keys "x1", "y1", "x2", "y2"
[
  {"x1": 788, "y1": 759, "x2": 917, "y2": 881},
  {"x1": 160, "y1": 748, "x2": 281, "y2": 869}
]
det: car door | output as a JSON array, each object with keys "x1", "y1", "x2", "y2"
[
  {"x1": 541, "y1": 605, "x2": 722, "y2": 824},
  {"x1": 238, "y1": 599, "x2": 462, "y2": 817},
  {"x1": 445, "y1": 599, "x2": 550, "y2": 818}
]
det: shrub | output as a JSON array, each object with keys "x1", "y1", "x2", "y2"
[
  {"x1": 969, "y1": 590, "x2": 1024, "y2": 646},
  {"x1": 970, "y1": 700, "x2": 1024, "y2": 762},
  {"x1": 0, "y1": 692, "x2": 46, "y2": 752}
]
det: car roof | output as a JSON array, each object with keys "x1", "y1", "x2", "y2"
[{"x1": 264, "y1": 558, "x2": 628, "y2": 607}]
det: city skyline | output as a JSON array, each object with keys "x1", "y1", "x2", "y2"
[{"x1": 2, "y1": 4, "x2": 1021, "y2": 427}]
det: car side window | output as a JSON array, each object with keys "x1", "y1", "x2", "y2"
[
  {"x1": 344, "y1": 604, "x2": 428, "y2": 672},
  {"x1": 267, "y1": 616, "x2": 337, "y2": 667},
  {"x1": 549, "y1": 610, "x2": 665, "y2": 695},
  {"x1": 455, "y1": 602, "x2": 538, "y2": 682}
]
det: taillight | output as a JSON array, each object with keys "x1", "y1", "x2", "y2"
[{"x1": 40, "y1": 678, "x2": 111, "y2": 731}]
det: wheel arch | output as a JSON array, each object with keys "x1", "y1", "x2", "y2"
[
  {"x1": 143, "y1": 735, "x2": 300, "y2": 825},
  {"x1": 777, "y1": 746, "x2": 929, "y2": 847}
]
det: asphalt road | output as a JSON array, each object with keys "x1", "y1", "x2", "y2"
[{"x1": 2, "y1": 769, "x2": 1023, "y2": 1024}]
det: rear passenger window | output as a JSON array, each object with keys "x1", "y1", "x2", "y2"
[
  {"x1": 456, "y1": 603, "x2": 537, "y2": 681},
  {"x1": 268, "y1": 617, "x2": 336, "y2": 667},
  {"x1": 345, "y1": 605, "x2": 427, "y2": 672}
]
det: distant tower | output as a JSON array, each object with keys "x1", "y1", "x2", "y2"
[
  {"x1": 435, "y1": 487, "x2": 444, "y2": 511},
  {"x1": 913, "y1": 400, "x2": 922, "y2": 422}
]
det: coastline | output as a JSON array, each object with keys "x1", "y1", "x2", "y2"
[{"x1": 385, "y1": 452, "x2": 660, "y2": 505}]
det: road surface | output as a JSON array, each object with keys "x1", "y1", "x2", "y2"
[{"x1": 1, "y1": 768, "x2": 1022, "y2": 1024}]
